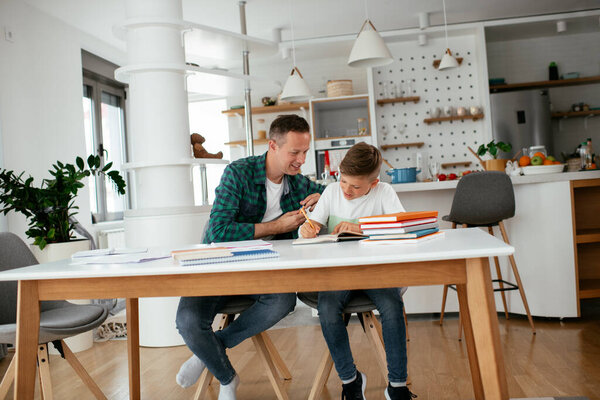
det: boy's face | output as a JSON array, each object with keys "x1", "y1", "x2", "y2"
[{"x1": 339, "y1": 174, "x2": 379, "y2": 200}]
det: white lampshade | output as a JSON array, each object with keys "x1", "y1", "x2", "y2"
[
  {"x1": 438, "y1": 48, "x2": 459, "y2": 70},
  {"x1": 280, "y1": 67, "x2": 311, "y2": 102},
  {"x1": 348, "y1": 20, "x2": 393, "y2": 68}
]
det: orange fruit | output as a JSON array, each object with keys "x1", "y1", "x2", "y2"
[
  {"x1": 591, "y1": 163, "x2": 597, "y2": 169},
  {"x1": 543, "y1": 159, "x2": 553, "y2": 165},
  {"x1": 533, "y1": 152, "x2": 546, "y2": 160},
  {"x1": 554, "y1": 160, "x2": 561, "y2": 165},
  {"x1": 518, "y1": 156, "x2": 531, "y2": 166}
]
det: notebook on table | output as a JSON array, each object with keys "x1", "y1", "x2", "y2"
[
  {"x1": 361, "y1": 222, "x2": 439, "y2": 235},
  {"x1": 292, "y1": 230, "x2": 368, "y2": 245},
  {"x1": 177, "y1": 248, "x2": 280, "y2": 266},
  {"x1": 360, "y1": 230, "x2": 445, "y2": 245},
  {"x1": 366, "y1": 227, "x2": 439, "y2": 240},
  {"x1": 358, "y1": 211, "x2": 438, "y2": 224}
]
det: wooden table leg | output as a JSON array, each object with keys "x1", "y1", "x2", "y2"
[
  {"x1": 456, "y1": 284, "x2": 484, "y2": 400},
  {"x1": 126, "y1": 298, "x2": 141, "y2": 400},
  {"x1": 14, "y1": 280, "x2": 40, "y2": 400},
  {"x1": 465, "y1": 258, "x2": 509, "y2": 400}
]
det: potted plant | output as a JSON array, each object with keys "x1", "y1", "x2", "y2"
[
  {"x1": 477, "y1": 140, "x2": 512, "y2": 172},
  {"x1": 0, "y1": 154, "x2": 126, "y2": 260}
]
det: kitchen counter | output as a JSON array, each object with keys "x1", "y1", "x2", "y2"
[
  {"x1": 391, "y1": 170, "x2": 600, "y2": 192},
  {"x1": 393, "y1": 170, "x2": 600, "y2": 318}
]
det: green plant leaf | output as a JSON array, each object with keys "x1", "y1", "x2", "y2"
[
  {"x1": 102, "y1": 161, "x2": 113, "y2": 172},
  {"x1": 76, "y1": 157, "x2": 84, "y2": 170}
]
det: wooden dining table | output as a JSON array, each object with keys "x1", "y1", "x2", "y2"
[{"x1": 0, "y1": 228, "x2": 512, "y2": 399}]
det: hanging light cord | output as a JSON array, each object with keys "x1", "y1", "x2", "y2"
[
  {"x1": 364, "y1": 0, "x2": 369, "y2": 20},
  {"x1": 442, "y1": 0, "x2": 449, "y2": 50},
  {"x1": 289, "y1": 0, "x2": 297, "y2": 68}
]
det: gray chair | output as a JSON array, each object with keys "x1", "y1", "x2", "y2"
[
  {"x1": 0, "y1": 232, "x2": 109, "y2": 400},
  {"x1": 438, "y1": 171, "x2": 535, "y2": 339},
  {"x1": 193, "y1": 296, "x2": 292, "y2": 400},
  {"x1": 298, "y1": 290, "x2": 409, "y2": 400}
]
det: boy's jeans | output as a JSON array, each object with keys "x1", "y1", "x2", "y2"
[
  {"x1": 176, "y1": 293, "x2": 296, "y2": 384},
  {"x1": 317, "y1": 288, "x2": 408, "y2": 383}
]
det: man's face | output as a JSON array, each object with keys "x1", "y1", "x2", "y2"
[
  {"x1": 270, "y1": 131, "x2": 311, "y2": 175},
  {"x1": 339, "y1": 174, "x2": 379, "y2": 200}
]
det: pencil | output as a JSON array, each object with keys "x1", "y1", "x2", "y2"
[{"x1": 300, "y1": 206, "x2": 316, "y2": 231}]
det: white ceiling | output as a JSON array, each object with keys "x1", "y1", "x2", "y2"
[{"x1": 23, "y1": 0, "x2": 600, "y2": 53}]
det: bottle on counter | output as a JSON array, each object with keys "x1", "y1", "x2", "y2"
[
  {"x1": 586, "y1": 138, "x2": 594, "y2": 169},
  {"x1": 549, "y1": 62, "x2": 559, "y2": 80}
]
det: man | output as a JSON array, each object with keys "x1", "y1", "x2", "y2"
[{"x1": 175, "y1": 115, "x2": 324, "y2": 400}]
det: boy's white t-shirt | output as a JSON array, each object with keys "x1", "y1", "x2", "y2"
[{"x1": 309, "y1": 182, "x2": 405, "y2": 234}]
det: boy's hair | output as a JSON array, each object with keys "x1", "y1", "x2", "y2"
[
  {"x1": 339, "y1": 142, "x2": 382, "y2": 180},
  {"x1": 269, "y1": 115, "x2": 310, "y2": 144}
]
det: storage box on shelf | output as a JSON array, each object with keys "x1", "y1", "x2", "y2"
[{"x1": 570, "y1": 179, "x2": 600, "y2": 306}]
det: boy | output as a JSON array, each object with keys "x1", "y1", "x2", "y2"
[{"x1": 300, "y1": 142, "x2": 415, "y2": 400}]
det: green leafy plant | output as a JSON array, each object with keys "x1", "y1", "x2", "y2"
[
  {"x1": 477, "y1": 140, "x2": 512, "y2": 159},
  {"x1": 0, "y1": 155, "x2": 126, "y2": 250}
]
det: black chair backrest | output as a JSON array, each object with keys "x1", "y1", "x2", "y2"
[
  {"x1": 0, "y1": 232, "x2": 39, "y2": 325},
  {"x1": 446, "y1": 171, "x2": 515, "y2": 226}
]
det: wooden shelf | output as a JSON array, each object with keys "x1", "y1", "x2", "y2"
[
  {"x1": 225, "y1": 139, "x2": 269, "y2": 147},
  {"x1": 433, "y1": 58, "x2": 463, "y2": 69},
  {"x1": 380, "y1": 142, "x2": 425, "y2": 150},
  {"x1": 377, "y1": 97, "x2": 420, "y2": 105},
  {"x1": 576, "y1": 228, "x2": 600, "y2": 244},
  {"x1": 222, "y1": 102, "x2": 309, "y2": 116},
  {"x1": 315, "y1": 134, "x2": 370, "y2": 142},
  {"x1": 441, "y1": 161, "x2": 472, "y2": 169},
  {"x1": 552, "y1": 110, "x2": 600, "y2": 119},
  {"x1": 424, "y1": 113, "x2": 484, "y2": 125},
  {"x1": 579, "y1": 279, "x2": 600, "y2": 299},
  {"x1": 490, "y1": 75, "x2": 600, "y2": 92}
]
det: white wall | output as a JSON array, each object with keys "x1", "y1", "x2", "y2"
[
  {"x1": 486, "y1": 31, "x2": 600, "y2": 158},
  {"x1": 0, "y1": 0, "x2": 125, "y2": 243}
]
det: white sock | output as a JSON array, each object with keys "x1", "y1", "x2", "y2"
[
  {"x1": 218, "y1": 374, "x2": 240, "y2": 400},
  {"x1": 390, "y1": 381, "x2": 407, "y2": 387},
  {"x1": 176, "y1": 354, "x2": 206, "y2": 388},
  {"x1": 341, "y1": 373, "x2": 357, "y2": 385}
]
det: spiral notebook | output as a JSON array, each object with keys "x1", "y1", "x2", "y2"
[{"x1": 178, "y1": 248, "x2": 279, "y2": 266}]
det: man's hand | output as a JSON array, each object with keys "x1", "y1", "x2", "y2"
[
  {"x1": 275, "y1": 210, "x2": 306, "y2": 233},
  {"x1": 300, "y1": 220, "x2": 321, "y2": 238},
  {"x1": 332, "y1": 222, "x2": 362, "y2": 235},
  {"x1": 300, "y1": 193, "x2": 320, "y2": 212}
]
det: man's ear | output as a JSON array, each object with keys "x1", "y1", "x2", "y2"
[{"x1": 268, "y1": 139, "x2": 278, "y2": 152}]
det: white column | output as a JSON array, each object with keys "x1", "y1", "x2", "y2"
[{"x1": 120, "y1": 0, "x2": 210, "y2": 346}]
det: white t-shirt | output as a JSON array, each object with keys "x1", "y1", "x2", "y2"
[
  {"x1": 261, "y1": 178, "x2": 284, "y2": 223},
  {"x1": 308, "y1": 182, "x2": 405, "y2": 234}
]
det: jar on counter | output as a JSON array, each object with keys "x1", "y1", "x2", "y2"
[
  {"x1": 357, "y1": 118, "x2": 367, "y2": 136},
  {"x1": 256, "y1": 118, "x2": 267, "y2": 140},
  {"x1": 528, "y1": 145, "x2": 547, "y2": 159}
]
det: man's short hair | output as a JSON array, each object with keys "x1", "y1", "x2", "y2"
[
  {"x1": 269, "y1": 114, "x2": 310, "y2": 144},
  {"x1": 339, "y1": 142, "x2": 383, "y2": 180}
]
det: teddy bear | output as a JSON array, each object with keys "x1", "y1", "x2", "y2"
[{"x1": 190, "y1": 133, "x2": 223, "y2": 159}]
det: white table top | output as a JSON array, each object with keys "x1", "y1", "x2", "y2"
[{"x1": 0, "y1": 228, "x2": 513, "y2": 281}]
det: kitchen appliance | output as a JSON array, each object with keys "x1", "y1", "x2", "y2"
[{"x1": 490, "y1": 89, "x2": 553, "y2": 159}]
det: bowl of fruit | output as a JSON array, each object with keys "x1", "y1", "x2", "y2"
[{"x1": 519, "y1": 152, "x2": 565, "y2": 175}]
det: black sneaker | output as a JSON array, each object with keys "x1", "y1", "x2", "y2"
[
  {"x1": 341, "y1": 371, "x2": 366, "y2": 400},
  {"x1": 384, "y1": 384, "x2": 417, "y2": 400}
]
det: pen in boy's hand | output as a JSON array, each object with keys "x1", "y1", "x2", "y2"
[{"x1": 299, "y1": 206, "x2": 316, "y2": 231}]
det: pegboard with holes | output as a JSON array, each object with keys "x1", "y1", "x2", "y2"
[{"x1": 372, "y1": 36, "x2": 486, "y2": 176}]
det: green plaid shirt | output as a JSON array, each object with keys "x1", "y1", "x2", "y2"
[{"x1": 204, "y1": 152, "x2": 324, "y2": 243}]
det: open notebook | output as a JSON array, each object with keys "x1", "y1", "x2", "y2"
[{"x1": 292, "y1": 230, "x2": 368, "y2": 245}]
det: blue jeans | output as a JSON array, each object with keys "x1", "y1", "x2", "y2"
[
  {"x1": 317, "y1": 289, "x2": 407, "y2": 383},
  {"x1": 176, "y1": 293, "x2": 296, "y2": 384}
]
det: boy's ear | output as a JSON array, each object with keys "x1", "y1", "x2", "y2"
[{"x1": 370, "y1": 178, "x2": 380, "y2": 189}]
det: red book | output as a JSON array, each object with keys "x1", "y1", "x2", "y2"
[
  {"x1": 358, "y1": 211, "x2": 438, "y2": 224},
  {"x1": 360, "y1": 217, "x2": 438, "y2": 230}
]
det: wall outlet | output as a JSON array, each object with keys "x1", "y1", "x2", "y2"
[{"x1": 4, "y1": 26, "x2": 15, "y2": 43}]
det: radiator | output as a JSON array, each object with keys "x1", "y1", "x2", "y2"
[{"x1": 97, "y1": 228, "x2": 126, "y2": 249}]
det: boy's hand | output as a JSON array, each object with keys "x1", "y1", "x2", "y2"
[
  {"x1": 300, "y1": 220, "x2": 320, "y2": 238},
  {"x1": 332, "y1": 222, "x2": 362, "y2": 235},
  {"x1": 300, "y1": 193, "x2": 320, "y2": 211}
]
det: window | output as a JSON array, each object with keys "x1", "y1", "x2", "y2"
[{"x1": 82, "y1": 74, "x2": 129, "y2": 222}]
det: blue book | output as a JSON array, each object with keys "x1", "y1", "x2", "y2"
[
  {"x1": 179, "y1": 248, "x2": 279, "y2": 266},
  {"x1": 367, "y1": 227, "x2": 439, "y2": 241}
]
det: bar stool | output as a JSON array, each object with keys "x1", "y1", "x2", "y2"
[
  {"x1": 438, "y1": 171, "x2": 535, "y2": 339},
  {"x1": 298, "y1": 290, "x2": 409, "y2": 400},
  {"x1": 194, "y1": 296, "x2": 292, "y2": 400}
]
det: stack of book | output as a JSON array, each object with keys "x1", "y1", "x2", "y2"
[
  {"x1": 358, "y1": 211, "x2": 444, "y2": 245},
  {"x1": 171, "y1": 240, "x2": 279, "y2": 266}
]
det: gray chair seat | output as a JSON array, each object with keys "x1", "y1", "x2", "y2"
[
  {"x1": 298, "y1": 291, "x2": 377, "y2": 313},
  {"x1": 0, "y1": 303, "x2": 107, "y2": 345}
]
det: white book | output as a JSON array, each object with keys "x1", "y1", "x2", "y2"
[
  {"x1": 361, "y1": 222, "x2": 439, "y2": 235},
  {"x1": 360, "y1": 231, "x2": 445, "y2": 245}
]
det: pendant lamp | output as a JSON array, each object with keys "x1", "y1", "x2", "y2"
[
  {"x1": 348, "y1": 19, "x2": 393, "y2": 68},
  {"x1": 437, "y1": 0, "x2": 459, "y2": 71},
  {"x1": 280, "y1": 0, "x2": 311, "y2": 102}
]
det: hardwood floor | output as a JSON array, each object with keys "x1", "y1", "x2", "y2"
[{"x1": 1, "y1": 308, "x2": 599, "y2": 400}]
